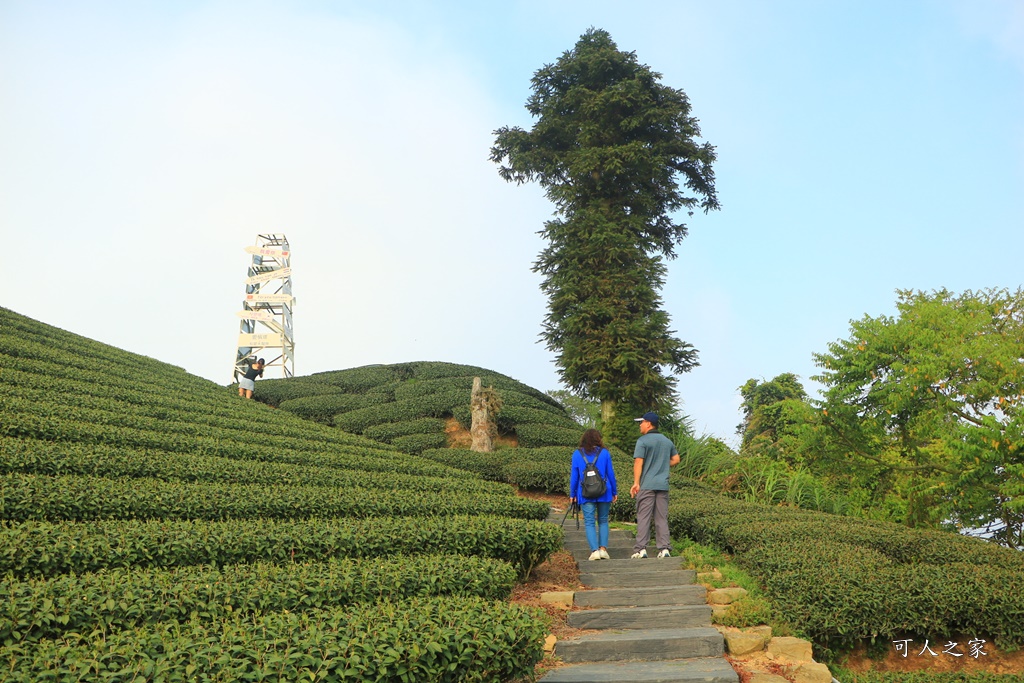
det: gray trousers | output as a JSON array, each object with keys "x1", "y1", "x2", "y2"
[{"x1": 634, "y1": 489, "x2": 670, "y2": 552}]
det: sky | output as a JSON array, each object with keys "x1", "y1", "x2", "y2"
[{"x1": 2, "y1": 0, "x2": 1022, "y2": 446}]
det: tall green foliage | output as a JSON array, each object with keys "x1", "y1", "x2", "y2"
[
  {"x1": 491, "y1": 28, "x2": 719, "y2": 422},
  {"x1": 814, "y1": 288, "x2": 1024, "y2": 547}
]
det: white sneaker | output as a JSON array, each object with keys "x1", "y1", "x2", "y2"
[
  {"x1": 588, "y1": 550, "x2": 602, "y2": 561},
  {"x1": 630, "y1": 549, "x2": 648, "y2": 559},
  {"x1": 657, "y1": 549, "x2": 671, "y2": 559},
  {"x1": 599, "y1": 548, "x2": 610, "y2": 560}
]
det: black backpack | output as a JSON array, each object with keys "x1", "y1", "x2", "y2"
[{"x1": 580, "y1": 451, "x2": 607, "y2": 499}]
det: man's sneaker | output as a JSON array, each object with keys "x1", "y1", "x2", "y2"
[
  {"x1": 599, "y1": 548, "x2": 610, "y2": 560},
  {"x1": 588, "y1": 550, "x2": 602, "y2": 561},
  {"x1": 630, "y1": 549, "x2": 648, "y2": 559},
  {"x1": 657, "y1": 548, "x2": 672, "y2": 559}
]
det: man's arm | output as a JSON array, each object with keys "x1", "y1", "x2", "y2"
[
  {"x1": 670, "y1": 452, "x2": 680, "y2": 467},
  {"x1": 630, "y1": 457, "x2": 643, "y2": 498}
]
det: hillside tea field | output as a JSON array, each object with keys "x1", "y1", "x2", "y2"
[{"x1": 0, "y1": 307, "x2": 560, "y2": 681}]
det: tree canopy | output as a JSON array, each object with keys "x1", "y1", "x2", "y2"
[
  {"x1": 491, "y1": 28, "x2": 719, "y2": 425},
  {"x1": 814, "y1": 288, "x2": 1024, "y2": 546}
]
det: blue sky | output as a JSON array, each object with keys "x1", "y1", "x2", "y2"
[{"x1": 2, "y1": 1, "x2": 1022, "y2": 445}]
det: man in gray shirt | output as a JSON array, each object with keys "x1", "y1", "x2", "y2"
[{"x1": 629, "y1": 412, "x2": 680, "y2": 558}]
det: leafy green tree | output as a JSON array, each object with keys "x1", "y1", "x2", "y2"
[
  {"x1": 737, "y1": 373, "x2": 809, "y2": 453},
  {"x1": 814, "y1": 288, "x2": 1024, "y2": 546},
  {"x1": 546, "y1": 389, "x2": 599, "y2": 428},
  {"x1": 491, "y1": 28, "x2": 719, "y2": 426}
]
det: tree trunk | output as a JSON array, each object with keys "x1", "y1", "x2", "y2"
[
  {"x1": 471, "y1": 377, "x2": 498, "y2": 453},
  {"x1": 600, "y1": 398, "x2": 616, "y2": 426}
]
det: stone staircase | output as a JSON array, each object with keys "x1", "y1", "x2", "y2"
[{"x1": 540, "y1": 512, "x2": 739, "y2": 683}]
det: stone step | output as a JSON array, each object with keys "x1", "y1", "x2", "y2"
[
  {"x1": 562, "y1": 533, "x2": 636, "y2": 546},
  {"x1": 567, "y1": 604, "x2": 712, "y2": 630},
  {"x1": 579, "y1": 569, "x2": 697, "y2": 588},
  {"x1": 574, "y1": 585, "x2": 706, "y2": 608},
  {"x1": 576, "y1": 557, "x2": 686, "y2": 572},
  {"x1": 539, "y1": 656, "x2": 739, "y2": 683},
  {"x1": 555, "y1": 627, "x2": 723, "y2": 663},
  {"x1": 574, "y1": 546, "x2": 657, "y2": 560}
]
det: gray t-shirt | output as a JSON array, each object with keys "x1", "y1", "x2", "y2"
[{"x1": 633, "y1": 431, "x2": 677, "y2": 491}]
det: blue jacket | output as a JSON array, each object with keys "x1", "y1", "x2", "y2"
[{"x1": 569, "y1": 447, "x2": 617, "y2": 503}]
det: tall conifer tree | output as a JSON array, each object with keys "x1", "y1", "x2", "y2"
[{"x1": 491, "y1": 28, "x2": 719, "y2": 424}]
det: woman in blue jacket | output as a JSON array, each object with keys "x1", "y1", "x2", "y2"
[{"x1": 569, "y1": 428, "x2": 618, "y2": 561}]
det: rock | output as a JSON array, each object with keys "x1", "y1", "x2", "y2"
[
  {"x1": 540, "y1": 591, "x2": 574, "y2": 608},
  {"x1": 747, "y1": 625, "x2": 772, "y2": 644},
  {"x1": 749, "y1": 674, "x2": 789, "y2": 683},
  {"x1": 708, "y1": 587, "x2": 748, "y2": 604},
  {"x1": 788, "y1": 661, "x2": 832, "y2": 683},
  {"x1": 724, "y1": 630, "x2": 767, "y2": 656},
  {"x1": 697, "y1": 569, "x2": 723, "y2": 582},
  {"x1": 710, "y1": 604, "x2": 732, "y2": 618},
  {"x1": 544, "y1": 634, "x2": 557, "y2": 653},
  {"x1": 767, "y1": 636, "x2": 814, "y2": 662}
]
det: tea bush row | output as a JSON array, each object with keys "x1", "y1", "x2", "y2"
[
  {"x1": 1, "y1": 409, "x2": 465, "y2": 480},
  {"x1": 332, "y1": 390, "x2": 470, "y2": 433},
  {"x1": 420, "y1": 446, "x2": 637, "y2": 496},
  {"x1": 0, "y1": 515, "x2": 562, "y2": 579},
  {"x1": 1, "y1": 554, "x2": 516, "y2": 644},
  {"x1": 0, "y1": 436, "x2": 508, "y2": 496},
  {"x1": 0, "y1": 473, "x2": 548, "y2": 523},
  {"x1": 0, "y1": 373, "x2": 381, "y2": 450},
  {"x1": 0, "y1": 376, "x2": 380, "y2": 450},
  {"x1": 667, "y1": 487, "x2": 1024, "y2": 650},
  {"x1": 363, "y1": 418, "x2": 448, "y2": 443},
  {"x1": 0, "y1": 595, "x2": 546, "y2": 683}
]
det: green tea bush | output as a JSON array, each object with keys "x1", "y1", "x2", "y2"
[
  {"x1": 390, "y1": 433, "x2": 449, "y2": 454},
  {"x1": 515, "y1": 423, "x2": 583, "y2": 447},
  {"x1": 363, "y1": 418, "x2": 448, "y2": 443},
  {"x1": 0, "y1": 555, "x2": 517, "y2": 644},
  {"x1": 0, "y1": 596, "x2": 546, "y2": 683},
  {"x1": 667, "y1": 487, "x2": 1024, "y2": 652},
  {"x1": 0, "y1": 437, "x2": 510, "y2": 496},
  {"x1": 0, "y1": 473, "x2": 549, "y2": 523},
  {"x1": 0, "y1": 515, "x2": 562, "y2": 579}
]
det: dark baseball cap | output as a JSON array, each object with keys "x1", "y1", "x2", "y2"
[{"x1": 634, "y1": 412, "x2": 659, "y2": 424}]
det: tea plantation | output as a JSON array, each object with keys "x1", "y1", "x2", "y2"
[
  {"x1": 0, "y1": 307, "x2": 561, "y2": 681},
  {"x1": 255, "y1": 361, "x2": 584, "y2": 452}
]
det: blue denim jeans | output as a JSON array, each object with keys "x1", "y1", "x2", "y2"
[{"x1": 581, "y1": 501, "x2": 612, "y2": 551}]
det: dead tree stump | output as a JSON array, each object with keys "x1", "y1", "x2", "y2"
[{"x1": 470, "y1": 377, "x2": 503, "y2": 452}]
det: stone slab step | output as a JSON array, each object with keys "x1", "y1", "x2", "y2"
[
  {"x1": 562, "y1": 534, "x2": 636, "y2": 547},
  {"x1": 576, "y1": 557, "x2": 686, "y2": 572},
  {"x1": 539, "y1": 656, "x2": 739, "y2": 683},
  {"x1": 563, "y1": 537, "x2": 638, "y2": 549},
  {"x1": 555, "y1": 626, "x2": 723, "y2": 663},
  {"x1": 567, "y1": 604, "x2": 712, "y2": 629},
  {"x1": 579, "y1": 569, "x2": 696, "y2": 588},
  {"x1": 575, "y1": 547, "x2": 657, "y2": 561},
  {"x1": 574, "y1": 585, "x2": 706, "y2": 608}
]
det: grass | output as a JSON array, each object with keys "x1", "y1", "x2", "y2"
[{"x1": 673, "y1": 536, "x2": 796, "y2": 635}]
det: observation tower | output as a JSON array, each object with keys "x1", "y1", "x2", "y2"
[{"x1": 233, "y1": 234, "x2": 294, "y2": 382}]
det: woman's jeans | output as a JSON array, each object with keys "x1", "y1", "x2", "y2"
[{"x1": 582, "y1": 501, "x2": 611, "y2": 551}]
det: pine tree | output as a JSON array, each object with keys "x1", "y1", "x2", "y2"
[{"x1": 491, "y1": 28, "x2": 719, "y2": 424}]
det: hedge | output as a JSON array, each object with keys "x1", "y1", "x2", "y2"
[
  {"x1": 667, "y1": 485, "x2": 1024, "y2": 651},
  {"x1": 0, "y1": 436, "x2": 511, "y2": 496},
  {"x1": 0, "y1": 596, "x2": 546, "y2": 683},
  {"x1": 363, "y1": 418, "x2": 448, "y2": 443},
  {"x1": 0, "y1": 554, "x2": 517, "y2": 644},
  {"x1": 0, "y1": 473, "x2": 549, "y2": 523},
  {"x1": 0, "y1": 515, "x2": 562, "y2": 580}
]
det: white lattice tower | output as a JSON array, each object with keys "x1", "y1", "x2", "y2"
[{"x1": 233, "y1": 234, "x2": 295, "y2": 381}]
